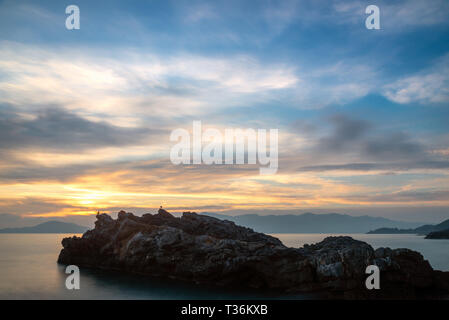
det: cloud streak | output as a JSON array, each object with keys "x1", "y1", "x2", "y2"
[
  {"x1": 0, "y1": 107, "x2": 163, "y2": 151},
  {"x1": 384, "y1": 54, "x2": 449, "y2": 104}
]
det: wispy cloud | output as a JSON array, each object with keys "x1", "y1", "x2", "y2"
[
  {"x1": 0, "y1": 107, "x2": 163, "y2": 151},
  {"x1": 384, "y1": 54, "x2": 449, "y2": 104},
  {"x1": 0, "y1": 42, "x2": 298, "y2": 120}
]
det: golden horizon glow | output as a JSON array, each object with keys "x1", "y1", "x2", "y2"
[{"x1": 1, "y1": 164, "x2": 448, "y2": 219}]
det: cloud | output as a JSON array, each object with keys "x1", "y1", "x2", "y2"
[
  {"x1": 298, "y1": 161, "x2": 449, "y2": 172},
  {"x1": 0, "y1": 213, "x2": 23, "y2": 228},
  {"x1": 0, "y1": 197, "x2": 77, "y2": 216},
  {"x1": 0, "y1": 41, "x2": 386, "y2": 114},
  {"x1": 0, "y1": 107, "x2": 161, "y2": 152},
  {"x1": 183, "y1": 3, "x2": 218, "y2": 23},
  {"x1": 363, "y1": 132, "x2": 425, "y2": 161},
  {"x1": 312, "y1": 114, "x2": 426, "y2": 161},
  {"x1": 0, "y1": 162, "x2": 96, "y2": 182},
  {"x1": 288, "y1": 61, "x2": 378, "y2": 108},
  {"x1": 384, "y1": 55, "x2": 449, "y2": 104},
  {"x1": 261, "y1": 0, "x2": 300, "y2": 37},
  {"x1": 289, "y1": 113, "x2": 449, "y2": 172},
  {"x1": 345, "y1": 190, "x2": 449, "y2": 203},
  {"x1": 309, "y1": 114, "x2": 431, "y2": 162},
  {"x1": 318, "y1": 115, "x2": 370, "y2": 151},
  {"x1": 383, "y1": 0, "x2": 449, "y2": 28},
  {"x1": 0, "y1": 42, "x2": 298, "y2": 121}
]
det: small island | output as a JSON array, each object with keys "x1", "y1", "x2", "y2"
[
  {"x1": 425, "y1": 229, "x2": 449, "y2": 239},
  {"x1": 366, "y1": 227, "x2": 415, "y2": 234},
  {"x1": 367, "y1": 218, "x2": 449, "y2": 236},
  {"x1": 58, "y1": 208, "x2": 449, "y2": 299}
]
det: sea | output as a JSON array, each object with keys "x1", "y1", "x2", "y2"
[{"x1": 0, "y1": 233, "x2": 448, "y2": 299}]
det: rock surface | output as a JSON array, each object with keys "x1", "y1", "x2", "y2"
[{"x1": 58, "y1": 209, "x2": 449, "y2": 299}]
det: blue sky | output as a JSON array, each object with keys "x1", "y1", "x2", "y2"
[{"x1": 0, "y1": 0, "x2": 449, "y2": 226}]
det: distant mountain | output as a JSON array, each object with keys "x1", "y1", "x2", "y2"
[
  {"x1": 366, "y1": 227, "x2": 415, "y2": 234},
  {"x1": 368, "y1": 218, "x2": 449, "y2": 235},
  {"x1": 0, "y1": 221, "x2": 88, "y2": 233},
  {"x1": 201, "y1": 212, "x2": 423, "y2": 233}
]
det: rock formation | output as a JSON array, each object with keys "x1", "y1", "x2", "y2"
[{"x1": 58, "y1": 209, "x2": 449, "y2": 299}]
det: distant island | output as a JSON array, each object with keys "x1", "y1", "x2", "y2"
[
  {"x1": 0, "y1": 221, "x2": 88, "y2": 233},
  {"x1": 426, "y1": 229, "x2": 449, "y2": 239},
  {"x1": 367, "y1": 218, "x2": 449, "y2": 238},
  {"x1": 366, "y1": 227, "x2": 416, "y2": 234}
]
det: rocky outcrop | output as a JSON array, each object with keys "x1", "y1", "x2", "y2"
[{"x1": 58, "y1": 209, "x2": 449, "y2": 299}]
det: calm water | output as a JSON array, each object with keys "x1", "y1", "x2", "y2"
[{"x1": 0, "y1": 233, "x2": 448, "y2": 299}]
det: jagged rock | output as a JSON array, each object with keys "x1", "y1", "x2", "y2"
[{"x1": 58, "y1": 210, "x2": 449, "y2": 299}]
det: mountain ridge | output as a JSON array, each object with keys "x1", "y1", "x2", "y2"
[
  {"x1": 0, "y1": 221, "x2": 88, "y2": 233},
  {"x1": 199, "y1": 212, "x2": 424, "y2": 233},
  {"x1": 0, "y1": 212, "x2": 432, "y2": 234},
  {"x1": 368, "y1": 218, "x2": 449, "y2": 235}
]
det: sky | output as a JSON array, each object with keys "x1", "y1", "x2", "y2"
[{"x1": 0, "y1": 0, "x2": 449, "y2": 227}]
